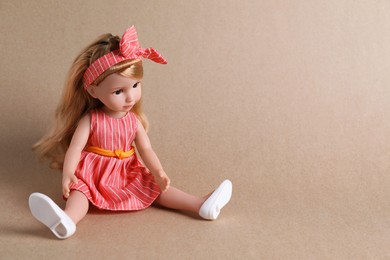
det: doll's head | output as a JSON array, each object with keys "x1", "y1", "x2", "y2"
[
  {"x1": 65, "y1": 35, "x2": 145, "y2": 118},
  {"x1": 34, "y1": 26, "x2": 166, "y2": 169}
]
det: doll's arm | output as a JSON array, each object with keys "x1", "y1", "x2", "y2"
[
  {"x1": 134, "y1": 119, "x2": 170, "y2": 192},
  {"x1": 62, "y1": 114, "x2": 91, "y2": 198}
]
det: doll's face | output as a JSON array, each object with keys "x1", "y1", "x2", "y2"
[{"x1": 87, "y1": 72, "x2": 142, "y2": 118}]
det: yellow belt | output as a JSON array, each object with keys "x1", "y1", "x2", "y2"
[{"x1": 86, "y1": 146, "x2": 135, "y2": 159}]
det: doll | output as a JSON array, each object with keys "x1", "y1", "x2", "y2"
[{"x1": 29, "y1": 26, "x2": 232, "y2": 239}]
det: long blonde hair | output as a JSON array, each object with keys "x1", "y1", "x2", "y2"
[{"x1": 34, "y1": 33, "x2": 148, "y2": 169}]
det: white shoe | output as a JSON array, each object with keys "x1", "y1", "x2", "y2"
[
  {"x1": 199, "y1": 180, "x2": 232, "y2": 220},
  {"x1": 29, "y1": 193, "x2": 76, "y2": 239}
]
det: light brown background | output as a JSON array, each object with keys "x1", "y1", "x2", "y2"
[{"x1": 1, "y1": 0, "x2": 390, "y2": 259}]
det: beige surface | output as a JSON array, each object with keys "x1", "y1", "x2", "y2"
[{"x1": 2, "y1": 0, "x2": 390, "y2": 259}]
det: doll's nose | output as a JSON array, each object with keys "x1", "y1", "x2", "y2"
[{"x1": 126, "y1": 92, "x2": 134, "y2": 102}]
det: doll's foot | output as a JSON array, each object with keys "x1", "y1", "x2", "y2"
[
  {"x1": 199, "y1": 180, "x2": 232, "y2": 220},
  {"x1": 29, "y1": 193, "x2": 76, "y2": 239}
]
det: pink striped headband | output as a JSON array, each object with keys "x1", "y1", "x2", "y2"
[{"x1": 83, "y1": 25, "x2": 167, "y2": 89}]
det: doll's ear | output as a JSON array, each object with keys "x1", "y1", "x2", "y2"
[{"x1": 86, "y1": 85, "x2": 98, "y2": 98}]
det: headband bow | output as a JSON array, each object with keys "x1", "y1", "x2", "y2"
[{"x1": 83, "y1": 26, "x2": 167, "y2": 88}]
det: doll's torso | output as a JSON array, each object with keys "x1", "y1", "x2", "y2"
[{"x1": 87, "y1": 109, "x2": 138, "y2": 152}]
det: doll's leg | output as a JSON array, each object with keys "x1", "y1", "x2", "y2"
[
  {"x1": 64, "y1": 190, "x2": 89, "y2": 224},
  {"x1": 155, "y1": 180, "x2": 232, "y2": 220},
  {"x1": 155, "y1": 186, "x2": 208, "y2": 213}
]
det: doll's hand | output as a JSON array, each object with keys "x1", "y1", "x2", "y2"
[
  {"x1": 62, "y1": 173, "x2": 78, "y2": 198},
  {"x1": 154, "y1": 171, "x2": 170, "y2": 192}
]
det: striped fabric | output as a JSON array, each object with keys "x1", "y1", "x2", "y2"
[
  {"x1": 83, "y1": 25, "x2": 167, "y2": 88},
  {"x1": 69, "y1": 109, "x2": 161, "y2": 211}
]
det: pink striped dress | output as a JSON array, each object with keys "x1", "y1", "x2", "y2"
[{"x1": 69, "y1": 109, "x2": 161, "y2": 211}]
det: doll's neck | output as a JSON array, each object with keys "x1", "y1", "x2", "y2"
[{"x1": 101, "y1": 107, "x2": 128, "y2": 119}]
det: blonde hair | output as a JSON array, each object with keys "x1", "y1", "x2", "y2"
[{"x1": 33, "y1": 33, "x2": 148, "y2": 169}]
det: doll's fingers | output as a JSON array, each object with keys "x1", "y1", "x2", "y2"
[
  {"x1": 71, "y1": 175, "x2": 78, "y2": 184},
  {"x1": 63, "y1": 187, "x2": 70, "y2": 198},
  {"x1": 164, "y1": 178, "x2": 171, "y2": 191},
  {"x1": 162, "y1": 182, "x2": 170, "y2": 192},
  {"x1": 62, "y1": 179, "x2": 70, "y2": 198}
]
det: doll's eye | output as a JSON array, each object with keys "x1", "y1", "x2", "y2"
[
  {"x1": 113, "y1": 89, "x2": 123, "y2": 95},
  {"x1": 133, "y1": 82, "x2": 140, "y2": 88}
]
